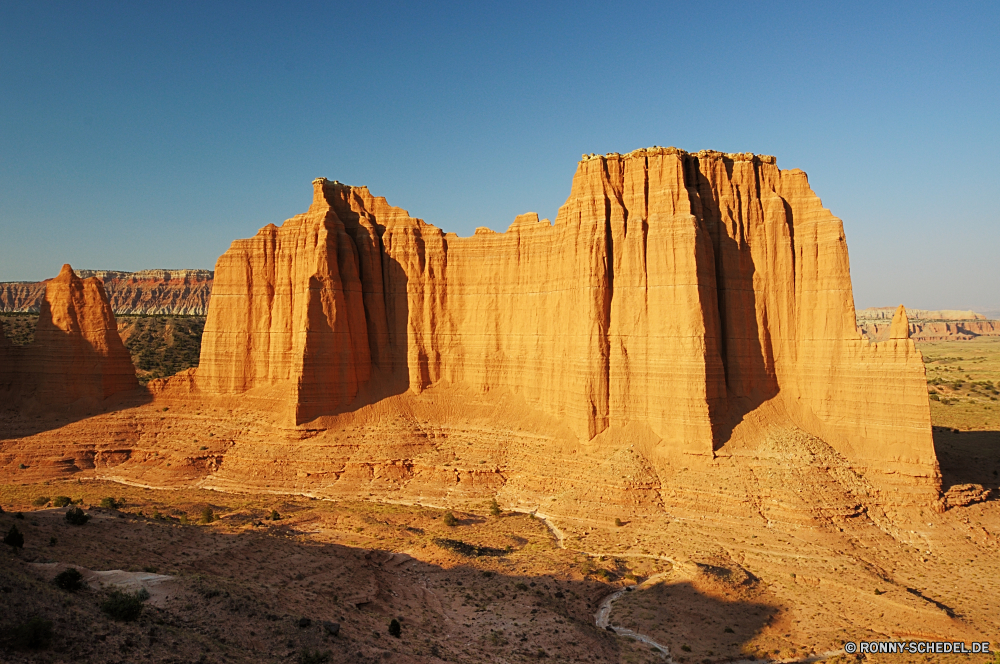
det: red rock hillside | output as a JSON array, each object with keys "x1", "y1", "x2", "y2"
[
  {"x1": 197, "y1": 147, "x2": 938, "y2": 497},
  {"x1": 0, "y1": 264, "x2": 137, "y2": 407}
]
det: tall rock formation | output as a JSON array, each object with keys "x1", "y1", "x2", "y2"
[
  {"x1": 4, "y1": 265, "x2": 137, "y2": 406},
  {"x1": 890, "y1": 305, "x2": 910, "y2": 340},
  {"x1": 198, "y1": 148, "x2": 937, "y2": 491}
]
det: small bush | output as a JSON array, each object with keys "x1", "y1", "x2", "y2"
[
  {"x1": 179, "y1": 514, "x2": 189, "y2": 525},
  {"x1": 54, "y1": 568, "x2": 84, "y2": 591},
  {"x1": 388, "y1": 618, "x2": 401, "y2": 638},
  {"x1": 32, "y1": 496, "x2": 50, "y2": 507},
  {"x1": 4, "y1": 524, "x2": 24, "y2": 550},
  {"x1": 12, "y1": 616, "x2": 53, "y2": 649},
  {"x1": 270, "y1": 509, "x2": 281, "y2": 521},
  {"x1": 100, "y1": 497, "x2": 119, "y2": 509},
  {"x1": 614, "y1": 518, "x2": 623, "y2": 527},
  {"x1": 299, "y1": 649, "x2": 331, "y2": 664},
  {"x1": 432, "y1": 537, "x2": 506, "y2": 557},
  {"x1": 443, "y1": 511, "x2": 458, "y2": 527},
  {"x1": 52, "y1": 496, "x2": 71, "y2": 508},
  {"x1": 100, "y1": 588, "x2": 150, "y2": 621},
  {"x1": 489, "y1": 498, "x2": 501, "y2": 517},
  {"x1": 200, "y1": 506, "x2": 215, "y2": 524},
  {"x1": 65, "y1": 507, "x2": 90, "y2": 525}
]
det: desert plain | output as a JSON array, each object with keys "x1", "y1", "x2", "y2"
[{"x1": 1, "y1": 149, "x2": 999, "y2": 664}]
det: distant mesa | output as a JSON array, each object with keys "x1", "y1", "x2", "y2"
[
  {"x1": 0, "y1": 268, "x2": 214, "y2": 315},
  {"x1": 857, "y1": 306, "x2": 1000, "y2": 342},
  {"x1": 195, "y1": 146, "x2": 938, "y2": 499},
  {"x1": 0, "y1": 264, "x2": 137, "y2": 409}
]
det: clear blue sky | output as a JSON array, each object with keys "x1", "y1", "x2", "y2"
[{"x1": 1, "y1": 1, "x2": 997, "y2": 310}]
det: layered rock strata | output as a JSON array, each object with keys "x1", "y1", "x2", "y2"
[
  {"x1": 1, "y1": 265, "x2": 138, "y2": 405},
  {"x1": 198, "y1": 148, "x2": 937, "y2": 491},
  {"x1": 0, "y1": 269, "x2": 213, "y2": 315}
]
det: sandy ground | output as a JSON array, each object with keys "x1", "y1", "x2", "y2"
[{"x1": 1, "y1": 340, "x2": 999, "y2": 663}]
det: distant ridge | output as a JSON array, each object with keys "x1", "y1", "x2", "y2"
[
  {"x1": 0, "y1": 269, "x2": 214, "y2": 315},
  {"x1": 857, "y1": 306, "x2": 1000, "y2": 341}
]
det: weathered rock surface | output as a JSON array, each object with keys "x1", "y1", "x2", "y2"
[
  {"x1": 198, "y1": 148, "x2": 938, "y2": 495},
  {"x1": 1, "y1": 265, "x2": 137, "y2": 407},
  {"x1": 0, "y1": 269, "x2": 213, "y2": 315}
]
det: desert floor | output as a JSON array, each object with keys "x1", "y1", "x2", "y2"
[{"x1": 1, "y1": 339, "x2": 999, "y2": 664}]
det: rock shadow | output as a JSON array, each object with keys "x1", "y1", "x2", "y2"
[
  {"x1": 685, "y1": 156, "x2": 781, "y2": 450},
  {"x1": 0, "y1": 387, "x2": 152, "y2": 441},
  {"x1": 1, "y1": 506, "x2": 782, "y2": 663},
  {"x1": 932, "y1": 426, "x2": 1000, "y2": 494}
]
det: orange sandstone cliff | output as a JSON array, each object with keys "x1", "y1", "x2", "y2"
[
  {"x1": 1, "y1": 265, "x2": 137, "y2": 406},
  {"x1": 198, "y1": 148, "x2": 937, "y2": 493}
]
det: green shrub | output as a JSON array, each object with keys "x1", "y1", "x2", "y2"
[
  {"x1": 100, "y1": 588, "x2": 150, "y2": 621},
  {"x1": 614, "y1": 518, "x2": 623, "y2": 527},
  {"x1": 443, "y1": 511, "x2": 458, "y2": 527},
  {"x1": 100, "y1": 497, "x2": 119, "y2": 509},
  {"x1": 4, "y1": 524, "x2": 24, "y2": 550},
  {"x1": 432, "y1": 537, "x2": 506, "y2": 557},
  {"x1": 32, "y1": 496, "x2": 50, "y2": 507},
  {"x1": 388, "y1": 618, "x2": 401, "y2": 638},
  {"x1": 489, "y1": 498, "x2": 501, "y2": 517},
  {"x1": 52, "y1": 496, "x2": 71, "y2": 508},
  {"x1": 200, "y1": 506, "x2": 215, "y2": 524},
  {"x1": 54, "y1": 568, "x2": 84, "y2": 591},
  {"x1": 65, "y1": 507, "x2": 90, "y2": 525},
  {"x1": 270, "y1": 509, "x2": 281, "y2": 521},
  {"x1": 12, "y1": 616, "x2": 53, "y2": 649}
]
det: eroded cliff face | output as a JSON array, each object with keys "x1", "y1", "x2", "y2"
[
  {"x1": 198, "y1": 148, "x2": 937, "y2": 492},
  {"x1": 3, "y1": 265, "x2": 138, "y2": 406}
]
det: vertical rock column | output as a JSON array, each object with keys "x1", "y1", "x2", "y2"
[{"x1": 18, "y1": 264, "x2": 137, "y2": 403}]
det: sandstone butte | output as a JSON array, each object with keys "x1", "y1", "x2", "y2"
[
  {"x1": 0, "y1": 268, "x2": 214, "y2": 315},
  {"x1": 195, "y1": 146, "x2": 938, "y2": 499},
  {"x1": 0, "y1": 264, "x2": 137, "y2": 408}
]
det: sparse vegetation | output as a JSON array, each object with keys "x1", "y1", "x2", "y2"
[
  {"x1": 299, "y1": 649, "x2": 331, "y2": 664},
  {"x1": 432, "y1": 537, "x2": 507, "y2": 557},
  {"x1": 443, "y1": 511, "x2": 458, "y2": 527},
  {"x1": 100, "y1": 497, "x2": 119, "y2": 509},
  {"x1": 100, "y1": 587, "x2": 150, "y2": 621},
  {"x1": 4, "y1": 524, "x2": 24, "y2": 550},
  {"x1": 54, "y1": 568, "x2": 84, "y2": 591},
  {"x1": 32, "y1": 496, "x2": 50, "y2": 507},
  {"x1": 65, "y1": 506, "x2": 90, "y2": 525},
  {"x1": 489, "y1": 498, "x2": 501, "y2": 517},
  {"x1": 614, "y1": 517, "x2": 624, "y2": 527},
  {"x1": 11, "y1": 616, "x2": 53, "y2": 650},
  {"x1": 200, "y1": 506, "x2": 215, "y2": 523},
  {"x1": 270, "y1": 509, "x2": 281, "y2": 520},
  {"x1": 52, "y1": 496, "x2": 71, "y2": 507}
]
